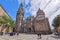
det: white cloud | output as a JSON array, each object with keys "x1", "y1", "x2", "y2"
[
  {"x1": 18, "y1": 0, "x2": 60, "y2": 26},
  {"x1": 49, "y1": 10, "x2": 60, "y2": 25},
  {"x1": 44, "y1": 0, "x2": 60, "y2": 17},
  {"x1": 18, "y1": 0, "x2": 30, "y2": 4},
  {"x1": 40, "y1": 0, "x2": 52, "y2": 9},
  {"x1": 30, "y1": 0, "x2": 60, "y2": 25},
  {"x1": 29, "y1": 0, "x2": 41, "y2": 17},
  {"x1": 25, "y1": 0, "x2": 30, "y2": 4}
]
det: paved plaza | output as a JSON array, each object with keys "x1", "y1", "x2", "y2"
[{"x1": 0, "y1": 34, "x2": 60, "y2": 40}]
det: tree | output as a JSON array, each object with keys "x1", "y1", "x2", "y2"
[
  {"x1": 0, "y1": 15, "x2": 8, "y2": 33},
  {"x1": 0, "y1": 15, "x2": 16, "y2": 33},
  {"x1": 52, "y1": 14, "x2": 60, "y2": 32}
]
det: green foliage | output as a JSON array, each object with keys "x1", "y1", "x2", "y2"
[
  {"x1": 52, "y1": 14, "x2": 60, "y2": 28},
  {"x1": 0, "y1": 15, "x2": 16, "y2": 28}
]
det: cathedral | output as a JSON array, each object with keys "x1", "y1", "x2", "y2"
[
  {"x1": 34, "y1": 9, "x2": 51, "y2": 34},
  {"x1": 16, "y1": 3, "x2": 51, "y2": 34}
]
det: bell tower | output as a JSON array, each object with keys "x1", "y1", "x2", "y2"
[
  {"x1": 34, "y1": 8, "x2": 51, "y2": 34},
  {"x1": 16, "y1": 3, "x2": 24, "y2": 33},
  {"x1": 36, "y1": 8, "x2": 45, "y2": 21}
]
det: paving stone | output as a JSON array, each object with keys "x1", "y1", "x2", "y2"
[{"x1": 0, "y1": 34, "x2": 60, "y2": 40}]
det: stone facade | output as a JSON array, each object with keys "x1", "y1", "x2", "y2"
[
  {"x1": 16, "y1": 3, "x2": 51, "y2": 34},
  {"x1": 25, "y1": 16, "x2": 34, "y2": 33},
  {"x1": 34, "y1": 9, "x2": 51, "y2": 34},
  {"x1": 16, "y1": 3, "x2": 24, "y2": 33},
  {"x1": 0, "y1": 5, "x2": 12, "y2": 33},
  {"x1": 22, "y1": 9, "x2": 51, "y2": 34}
]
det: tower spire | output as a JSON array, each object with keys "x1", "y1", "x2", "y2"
[
  {"x1": 37, "y1": 8, "x2": 44, "y2": 15},
  {"x1": 18, "y1": 2, "x2": 24, "y2": 13},
  {"x1": 16, "y1": 2, "x2": 24, "y2": 34}
]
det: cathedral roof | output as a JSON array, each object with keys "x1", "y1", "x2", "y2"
[
  {"x1": 37, "y1": 8, "x2": 45, "y2": 15},
  {"x1": 0, "y1": 4, "x2": 12, "y2": 19},
  {"x1": 0, "y1": 4, "x2": 8, "y2": 16},
  {"x1": 17, "y1": 3, "x2": 23, "y2": 13}
]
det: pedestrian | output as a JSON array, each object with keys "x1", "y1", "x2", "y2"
[
  {"x1": 39, "y1": 33, "x2": 41, "y2": 39},
  {"x1": 37, "y1": 33, "x2": 41, "y2": 39},
  {"x1": 37, "y1": 33, "x2": 39, "y2": 37}
]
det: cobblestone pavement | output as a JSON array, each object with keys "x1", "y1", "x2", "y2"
[{"x1": 0, "y1": 34, "x2": 60, "y2": 40}]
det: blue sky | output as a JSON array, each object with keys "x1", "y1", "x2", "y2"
[{"x1": 0, "y1": 0, "x2": 31, "y2": 19}]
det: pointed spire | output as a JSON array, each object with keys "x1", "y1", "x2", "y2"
[
  {"x1": 37, "y1": 8, "x2": 44, "y2": 15},
  {"x1": 18, "y1": 0, "x2": 23, "y2": 8},
  {"x1": 38, "y1": 8, "x2": 41, "y2": 12},
  {"x1": 17, "y1": 2, "x2": 24, "y2": 13},
  {"x1": 20, "y1": 3, "x2": 23, "y2": 7}
]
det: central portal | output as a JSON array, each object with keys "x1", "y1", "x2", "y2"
[{"x1": 29, "y1": 28, "x2": 31, "y2": 32}]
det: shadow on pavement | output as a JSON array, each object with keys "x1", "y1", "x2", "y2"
[{"x1": 51, "y1": 36, "x2": 60, "y2": 39}]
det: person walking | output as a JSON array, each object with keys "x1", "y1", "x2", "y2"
[
  {"x1": 37, "y1": 33, "x2": 41, "y2": 39},
  {"x1": 39, "y1": 33, "x2": 41, "y2": 39}
]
